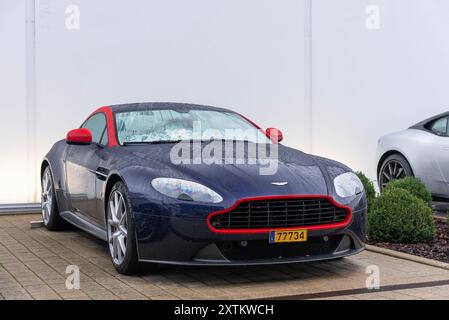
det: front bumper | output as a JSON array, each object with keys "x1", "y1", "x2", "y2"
[
  {"x1": 139, "y1": 231, "x2": 365, "y2": 266},
  {"x1": 132, "y1": 194, "x2": 367, "y2": 265}
]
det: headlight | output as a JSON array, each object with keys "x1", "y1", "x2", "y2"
[
  {"x1": 151, "y1": 178, "x2": 223, "y2": 203},
  {"x1": 333, "y1": 172, "x2": 364, "y2": 198}
]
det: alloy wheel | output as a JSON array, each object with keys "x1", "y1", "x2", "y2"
[
  {"x1": 380, "y1": 160, "x2": 407, "y2": 188},
  {"x1": 108, "y1": 190, "x2": 128, "y2": 265},
  {"x1": 41, "y1": 168, "x2": 53, "y2": 225}
]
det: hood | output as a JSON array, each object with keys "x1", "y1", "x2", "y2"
[{"x1": 118, "y1": 143, "x2": 348, "y2": 200}]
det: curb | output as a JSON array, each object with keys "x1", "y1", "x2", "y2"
[
  {"x1": 0, "y1": 203, "x2": 41, "y2": 215},
  {"x1": 434, "y1": 215, "x2": 448, "y2": 221},
  {"x1": 366, "y1": 244, "x2": 449, "y2": 271},
  {"x1": 0, "y1": 211, "x2": 40, "y2": 216}
]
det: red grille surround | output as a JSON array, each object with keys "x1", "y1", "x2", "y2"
[{"x1": 207, "y1": 195, "x2": 352, "y2": 234}]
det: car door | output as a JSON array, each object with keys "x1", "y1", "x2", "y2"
[
  {"x1": 428, "y1": 116, "x2": 449, "y2": 197},
  {"x1": 65, "y1": 112, "x2": 109, "y2": 225}
]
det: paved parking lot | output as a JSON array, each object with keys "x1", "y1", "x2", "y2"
[{"x1": 1, "y1": 214, "x2": 449, "y2": 300}]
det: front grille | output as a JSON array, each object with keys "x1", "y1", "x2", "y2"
[{"x1": 209, "y1": 197, "x2": 350, "y2": 230}]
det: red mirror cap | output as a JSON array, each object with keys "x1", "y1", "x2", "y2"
[
  {"x1": 66, "y1": 128, "x2": 92, "y2": 144},
  {"x1": 266, "y1": 128, "x2": 283, "y2": 143}
]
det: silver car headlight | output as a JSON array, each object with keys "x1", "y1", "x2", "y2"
[
  {"x1": 333, "y1": 172, "x2": 364, "y2": 198},
  {"x1": 151, "y1": 178, "x2": 223, "y2": 203}
]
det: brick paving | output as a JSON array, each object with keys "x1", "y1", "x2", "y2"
[{"x1": 1, "y1": 214, "x2": 449, "y2": 300}]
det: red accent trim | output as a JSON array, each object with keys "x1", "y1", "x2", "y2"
[
  {"x1": 87, "y1": 106, "x2": 118, "y2": 147},
  {"x1": 66, "y1": 128, "x2": 92, "y2": 144},
  {"x1": 237, "y1": 112, "x2": 268, "y2": 136},
  {"x1": 237, "y1": 112, "x2": 263, "y2": 130},
  {"x1": 236, "y1": 113, "x2": 282, "y2": 144},
  {"x1": 207, "y1": 195, "x2": 352, "y2": 234}
]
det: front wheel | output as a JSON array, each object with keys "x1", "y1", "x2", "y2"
[
  {"x1": 107, "y1": 181, "x2": 140, "y2": 275},
  {"x1": 378, "y1": 154, "x2": 413, "y2": 191},
  {"x1": 41, "y1": 166, "x2": 67, "y2": 230}
]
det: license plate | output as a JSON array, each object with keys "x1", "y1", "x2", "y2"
[{"x1": 269, "y1": 229, "x2": 308, "y2": 243}]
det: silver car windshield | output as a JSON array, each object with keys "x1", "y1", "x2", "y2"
[{"x1": 115, "y1": 109, "x2": 271, "y2": 145}]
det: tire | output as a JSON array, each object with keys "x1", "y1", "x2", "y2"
[
  {"x1": 106, "y1": 181, "x2": 140, "y2": 275},
  {"x1": 378, "y1": 153, "x2": 413, "y2": 191},
  {"x1": 41, "y1": 166, "x2": 68, "y2": 230}
]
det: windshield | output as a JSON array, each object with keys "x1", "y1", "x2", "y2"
[{"x1": 115, "y1": 109, "x2": 272, "y2": 145}]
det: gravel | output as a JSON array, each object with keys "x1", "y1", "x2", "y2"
[{"x1": 368, "y1": 219, "x2": 449, "y2": 263}]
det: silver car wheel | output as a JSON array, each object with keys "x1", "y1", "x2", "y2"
[
  {"x1": 107, "y1": 190, "x2": 128, "y2": 265},
  {"x1": 380, "y1": 160, "x2": 407, "y2": 188},
  {"x1": 41, "y1": 168, "x2": 53, "y2": 225}
]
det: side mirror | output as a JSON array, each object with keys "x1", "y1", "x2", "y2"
[
  {"x1": 66, "y1": 128, "x2": 92, "y2": 145},
  {"x1": 266, "y1": 128, "x2": 283, "y2": 143}
]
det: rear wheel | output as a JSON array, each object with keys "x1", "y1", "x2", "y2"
[
  {"x1": 378, "y1": 154, "x2": 413, "y2": 191},
  {"x1": 41, "y1": 166, "x2": 67, "y2": 230},
  {"x1": 107, "y1": 181, "x2": 140, "y2": 275}
]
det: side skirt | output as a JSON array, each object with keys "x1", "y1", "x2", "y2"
[{"x1": 60, "y1": 211, "x2": 108, "y2": 241}]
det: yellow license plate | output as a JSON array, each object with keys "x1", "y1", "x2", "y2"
[{"x1": 269, "y1": 229, "x2": 308, "y2": 243}]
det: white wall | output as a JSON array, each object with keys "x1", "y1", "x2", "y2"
[
  {"x1": 0, "y1": 0, "x2": 31, "y2": 203},
  {"x1": 34, "y1": 0, "x2": 307, "y2": 203},
  {"x1": 311, "y1": 0, "x2": 449, "y2": 181},
  {"x1": 1, "y1": 0, "x2": 449, "y2": 204}
]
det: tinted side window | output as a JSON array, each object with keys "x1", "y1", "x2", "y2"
[
  {"x1": 100, "y1": 128, "x2": 109, "y2": 145},
  {"x1": 82, "y1": 113, "x2": 107, "y2": 144},
  {"x1": 430, "y1": 117, "x2": 448, "y2": 136}
]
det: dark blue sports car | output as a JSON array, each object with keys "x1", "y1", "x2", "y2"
[{"x1": 41, "y1": 102, "x2": 367, "y2": 274}]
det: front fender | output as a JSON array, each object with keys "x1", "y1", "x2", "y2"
[{"x1": 42, "y1": 140, "x2": 70, "y2": 212}]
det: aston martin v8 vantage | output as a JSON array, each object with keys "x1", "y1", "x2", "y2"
[{"x1": 41, "y1": 102, "x2": 367, "y2": 274}]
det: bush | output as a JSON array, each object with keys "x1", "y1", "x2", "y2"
[
  {"x1": 384, "y1": 177, "x2": 432, "y2": 208},
  {"x1": 356, "y1": 171, "x2": 376, "y2": 211},
  {"x1": 368, "y1": 187, "x2": 435, "y2": 243}
]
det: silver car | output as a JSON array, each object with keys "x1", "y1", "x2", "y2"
[{"x1": 376, "y1": 112, "x2": 449, "y2": 200}]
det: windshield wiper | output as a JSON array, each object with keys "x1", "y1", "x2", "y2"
[
  {"x1": 122, "y1": 139, "x2": 267, "y2": 146},
  {"x1": 122, "y1": 140, "x2": 182, "y2": 146}
]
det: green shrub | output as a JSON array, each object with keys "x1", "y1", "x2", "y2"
[
  {"x1": 356, "y1": 171, "x2": 376, "y2": 211},
  {"x1": 385, "y1": 177, "x2": 432, "y2": 208},
  {"x1": 368, "y1": 187, "x2": 435, "y2": 243}
]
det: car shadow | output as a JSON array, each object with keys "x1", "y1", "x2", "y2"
[
  {"x1": 75, "y1": 228, "x2": 363, "y2": 285},
  {"x1": 433, "y1": 201, "x2": 449, "y2": 218}
]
